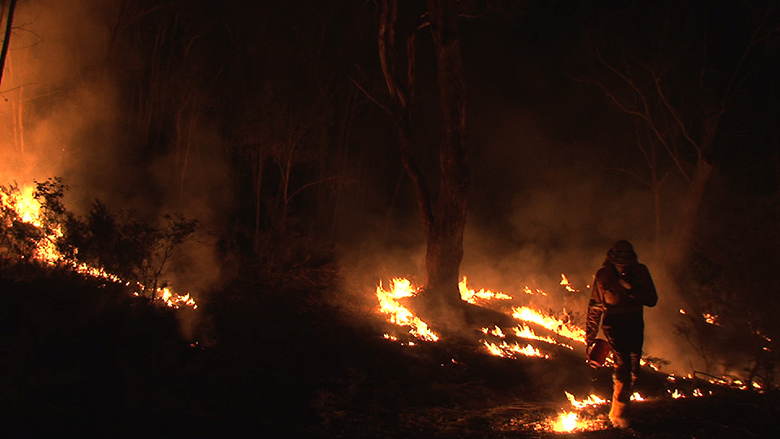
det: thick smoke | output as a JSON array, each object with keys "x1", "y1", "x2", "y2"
[
  {"x1": 339, "y1": 75, "x2": 703, "y2": 376},
  {"x1": 1, "y1": 0, "x2": 227, "y2": 340}
]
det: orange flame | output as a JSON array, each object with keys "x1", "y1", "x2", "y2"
[
  {"x1": 458, "y1": 276, "x2": 512, "y2": 303},
  {"x1": 2, "y1": 182, "x2": 197, "y2": 308},
  {"x1": 376, "y1": 278, "x2": 439, "y2": 342},
  {"x1": 482, "y1": 339, "x2": 549, "y2": 358},
  {"x1": 565, "y1": 391, "x2": 608, "y2": 408},
  {"x1": 560, "y1": 273, "x2": 579, "y2": 292},
  {"x1": 511, "y1": 306, "x2": 586, "y2": 343}
]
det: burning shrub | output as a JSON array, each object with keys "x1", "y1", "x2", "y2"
[
  {"x1": 1, "y1": 177, "x2": 198, "y2": 304},
  {"x1": 62, "y1": 202, "x2": 198, "y2": 297},
  {"x1": 0, "y1": 182, "x2": 47, "y2": 260}
]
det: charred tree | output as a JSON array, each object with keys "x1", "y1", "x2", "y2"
[
  {"x1": 0, "y1": 0, "x2": 17, "y2": 87},
  {"x1": 424, "y1": 0, "x2": 469, "y2": 305},
  {"x1": 373, "y1": 0, "x2": 469, "y2": 305}
]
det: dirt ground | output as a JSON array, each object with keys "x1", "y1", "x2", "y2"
[{"x1": 2, "y1": 264, "x2": 779, "y2": 438}]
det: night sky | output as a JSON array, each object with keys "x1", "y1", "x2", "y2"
[{"x1": 2, "y1": 0, "x2": 780, "y2": 375}]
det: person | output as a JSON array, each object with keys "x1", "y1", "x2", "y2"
[{"x1": 586, "y1": 240, "x2": 657, "y2": 428}]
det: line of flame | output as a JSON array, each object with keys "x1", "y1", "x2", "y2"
[
  {"x1": 376, "y1": 278, "x2": 439, "y2": 342},
  {"x1": 2, "y1": 184, "x2": 197, "y2": 309},
  {"x1": 511, "y1": 306, "x2": 586, "y2": 343}
]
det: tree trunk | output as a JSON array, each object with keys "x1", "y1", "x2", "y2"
[
  {"x1": 424, "y1": 0, "x2": 469, "y2": 304},
  {"x1": 664, "y1": 158, "x2": 714, "y2": 278},
  {"x1": 375, "y1": 0, "x2": 469, "y2": 306},
  {"x1": 0, "y1": 0, "x2": 17, "y2": 87}
]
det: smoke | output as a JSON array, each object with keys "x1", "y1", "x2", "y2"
[
  {"x1": 1, "y1": 0, "x2": 229, "y2": 341},
  {"x1": 336, "y1": 80, "x2": 708, "y2": 376}
]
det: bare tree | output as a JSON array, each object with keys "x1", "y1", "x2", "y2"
[
  {"x1": 0, "y1": 0, "x2": 17, "y2": 87},
  {"x1": 369, "y1": 0, "x2": 469, "y2": 305},
  {"x1": 585, "y1": 3, "x2": 780, "y2": 278}
]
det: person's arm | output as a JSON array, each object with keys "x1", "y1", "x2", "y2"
[
  {"x1": 622, "y1": 264, "x2": 658, "y2": 307},
  {"x1": 586, "y1": 281, "x2": 605, "y2": 347}
]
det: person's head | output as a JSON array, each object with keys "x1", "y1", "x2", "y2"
[{"x1": 607, "y1": 240, "x2": 637, "y2": 268}]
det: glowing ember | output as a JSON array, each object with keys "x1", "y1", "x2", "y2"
[
  {"x1": 511, "y1": 306, "x2": 586, "y2": 343},
  {"x1": 630, "y1": 392, "x2": 645, "y2": 401},
  {"x1": 523, "y1": 285, "x2": 547, "y2": 296},
  {"x1": 560, "y1": 273, "x2": 579, "y2": 292},
  {"x1": 545, "y1": 410, "x2": 606, "y2": 433},
  {"x1": 552, "y1": 412, "x2": 578, "y2": 432},
  {"x1": 703, "y1": 313, "x2": 720, "y2": 325},
  {"x1": 458, "y1": 276, "x2": 512, "y2": 303},
  {"x1": 376, "y1": 278, "x2": 439, "y2": 342}
]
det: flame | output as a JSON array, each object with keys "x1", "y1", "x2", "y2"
[
  {"x1": 158, "y1": 287, "x2": 198, "y2": 309},
  {"x1": 565, "y1": 391, "x2": 608, "y2": 408},
  {"x1": 1, "y1": 184, "x2": 62, "y2": 262},
  {"x1": 703, "y1": 313, "x2": 720, "y2": 325},
  {"x1": 552, "y1": 412, "x2": 579, "y2": 432},
  {"x1": 511, "y1": 306, "x2": 586, "y2": 343},
  {"x1": 481, "y1": 325, "x2": 506, "y2": 337},
  {"x1": 560, "y1": 273, "x2": 579, "y2": 292},
  {"x1": 1, "y1": 182, "x2": 196, "y2": 308},
  {"x1": 482, "y1": 340, "x2": 549, "y2": 358},
  {"x1": 376, "y1": 278, "x2": 439, "y2": 342},
  {"x1": 458, "y1": 276, "x2": 512, "y2": 303},
  {"x1": 546, "y1": 410, "x2": 605, "y2": 433},
  {"x1": 523, "y1": 285, "x2": 547, "y2": 296},
  {"x1": 514, "y1": 323, "x2": 573, "y2": 349}
]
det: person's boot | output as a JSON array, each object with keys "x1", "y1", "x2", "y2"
[
  {"x1": 609, "y1": 399, "x2": 630, "y2": 428},
  {"x1": 609, "y1": 381, "x2": 630, "y2": 428}
]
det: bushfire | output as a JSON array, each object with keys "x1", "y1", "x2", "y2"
[
  {"x1": 374, "y1": 275, "x2": 760, "y2": 433},
  {"x1": 1, "y1": 182, "x2": 197, "y2": 309}
]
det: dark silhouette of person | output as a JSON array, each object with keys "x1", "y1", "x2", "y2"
[{"x1": 586, "y1": 240, "x2": 657, "y2": 428}]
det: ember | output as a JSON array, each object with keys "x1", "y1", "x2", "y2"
[{"x1": 559, "y1": 273, "x2": 579, "y2": 292}]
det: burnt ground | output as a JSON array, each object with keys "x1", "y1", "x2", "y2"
[{"x1": 1, "y1": 261, "x2": 779, "y2": 439}]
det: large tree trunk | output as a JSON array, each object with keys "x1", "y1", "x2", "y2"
[
  {"x1": 376, "y1": 0, "x2": 469, "y2": 306},
  {"x1": 424, "y1": 0, "x2": 469, "y2": 304}
]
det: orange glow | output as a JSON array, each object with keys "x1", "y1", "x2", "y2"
[
  {"x1": 545, "y1": 410, "x2": 606, "y2": 433},
  {"x1": 514, "y1": 323, "x2": 574, "y2": 349},
  {"x1": 376, "y1": 278, "x2": 439, "y2": 342},
  {"x1": 511, "y1": 306, "x2": 586, "y2": 343},
  {"x1": 560, "y1": 273, "x2": 579, "y2": 292},
  {"x1": 458, "y1": 276, "x2": 512, "y2": 303},
  {"x1": 482, "y1": 340, "x2": 549, "y2": 359},
  {"x1": 703, "y1": 313, "x2": 720, "y2": 325},
  {"x1": 1, "y1": 182, "x2": 197, "y2": 309},
  {"x1": 552, "y1": 412, "x2": 578, "y2": 432},
  {"x1": 565, "y1": 391, "x2": 608, "y2": 408}
]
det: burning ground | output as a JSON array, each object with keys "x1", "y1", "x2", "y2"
[
  {"x1": 1, "y1": 186, "x2": 778, "y2": 437},
  {"x1": 3, "y1": 247, "x2": 779, "y2": 438}
]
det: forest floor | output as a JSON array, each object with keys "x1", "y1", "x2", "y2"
[{"x1": 1, "y1": 260, "x2": 778, "y2": 438}]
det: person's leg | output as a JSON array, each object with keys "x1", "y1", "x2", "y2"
[{"x1": 609, "y1": 348, "x2": 632, "y2": 428}]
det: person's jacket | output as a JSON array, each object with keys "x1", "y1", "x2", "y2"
[{"x1": 585, "y1": 262, "x2": 657, "y2": 343}]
